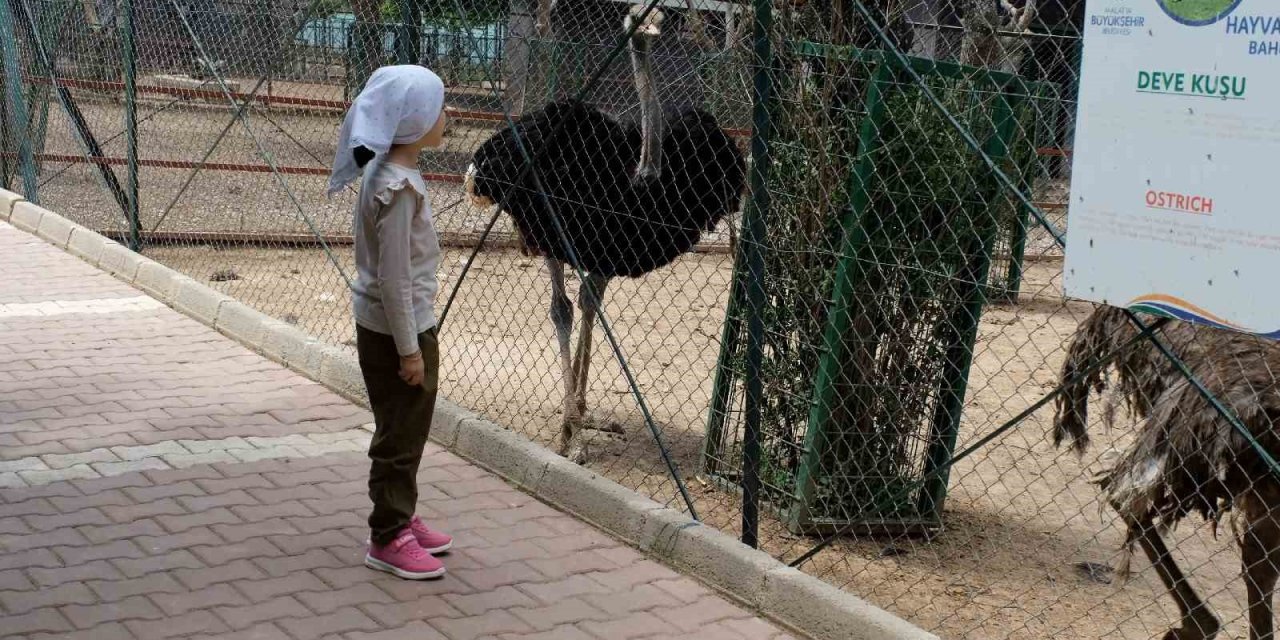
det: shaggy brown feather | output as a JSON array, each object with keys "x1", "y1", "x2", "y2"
[{"x1": 1055, "y1": 304, "x2": 1280, "y2": 532}]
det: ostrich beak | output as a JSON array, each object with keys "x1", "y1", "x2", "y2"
[
  {"x1": 639, "y1": 12, "x2": 662, "y2": 36},
  {"x1": 463, "y1": 163, "x2": 494, "y2": 207}
]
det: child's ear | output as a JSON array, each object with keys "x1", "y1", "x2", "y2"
[{"x1": 353, "y1": 145, "x2": 376, "y2": 168}]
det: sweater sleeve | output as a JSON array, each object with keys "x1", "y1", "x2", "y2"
[{"x1": 374, "y1": 187, "x2": 421, "y2": 357}]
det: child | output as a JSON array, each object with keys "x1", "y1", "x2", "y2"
[{"x1": 327, "y1": 65, "x2": 452, "y2": 580}]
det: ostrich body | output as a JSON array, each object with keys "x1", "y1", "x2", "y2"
[
  {"x1": 1055, "y1": 305, "x2": 1280, "y2": 640},
  {"x1": 464, "y1": 7, "x2": 745, "y2": 459}
]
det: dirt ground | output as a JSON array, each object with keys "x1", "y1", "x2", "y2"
[{"x1": 17, "y1": 87, "x2": 1255, "y2": 640}]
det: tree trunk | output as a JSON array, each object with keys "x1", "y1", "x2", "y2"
[
  {"x1": 347, "y1": 0, "x2": 383, "y2": 98},
  {"x1": 536, "y1": 0, "x2": 551, "y2": 37},
  {"x1": 959, "y1": 0, "x2": 1000, "y2": 68},
  {"x1": 504, "y1": 0, "x2": 535, "y2": 114},
  {"x1": 394, "y1": 0, "x2": 421, "y2": 67}
]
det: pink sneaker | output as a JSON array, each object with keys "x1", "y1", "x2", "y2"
[
  {"x1": 365, "y1": 529, "x2": 445, "y2": 580},
  {"x1": 410, "y1": 515, "x2": 453, "y2": 554}
]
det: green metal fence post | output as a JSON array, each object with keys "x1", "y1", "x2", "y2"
[
  {"x1": 995, "y1": 80, "x2": 1047, "y2": 302},
  {"x1": 121, "y1": 0, "x2": 142, "y2": 251},
  {"x1": 0, "y1": 0, "x2": 38, "y2": 202},
  {"x1": 739, "y1": 0, "x2": 774, "y2": 549},
  {"x1": 787, "y1": 55, "x2": 895, "y2": 533},
  {"x1": 1001, "y1": 105, "x2": 1035, "y2": 300},
  {"x1": 915, "y1": 84, "x2": 1019, "y2": 519},
  {"x1": 702, "y1": 260, "x2": 743, "y2": 475}
]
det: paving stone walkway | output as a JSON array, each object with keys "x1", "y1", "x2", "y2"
[{"x1": 0, "y1": 220, "x2": 796, "y2": 640}]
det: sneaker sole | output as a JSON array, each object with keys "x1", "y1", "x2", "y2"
[
  {"x1": 422, "y1": 540, "x2": 452, "y2": 555},
  {"x1": 364, "y1": 554, "x2": 446, "y2": 580},
  {"x1": 366, "y1": 538, "x2": 453, "y2": 555}
]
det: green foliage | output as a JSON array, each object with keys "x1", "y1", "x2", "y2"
[
  {"x1": 411, "y1": 0, "x2": 510, "y2": 25},
  {"x1": 330, "y1": 0, "x2": 509, "y2": 25},
  {"x1": 379, "y1": 0, "x2": 399, "y2": 20},
  {"x1": 710, "y1": 48, "x2": 1036, "y2": 529}
]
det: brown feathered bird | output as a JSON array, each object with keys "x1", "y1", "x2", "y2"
[{"x1": 1055, "y1": 305, "x2": 1280, "y2": 640}]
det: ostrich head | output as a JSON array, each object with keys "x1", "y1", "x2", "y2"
[
  {"x1": 625, "y1": 6, "x2": 665, "y2": 183},
  {"x1": 465, "y1": 100, "x2": 588, "y2": 210},
  {"x1": 464, "y1": 6, "x2": 667, "y2": 207},
  {"x1": 466, "y1": 109, "x2": 541, "y2": 209},
  {"x1": 623, "y1": 4, "x2": 664, "y2": 40},
  {"x1": 464, "y1": 136, "x2": 513, "y2": 209}
]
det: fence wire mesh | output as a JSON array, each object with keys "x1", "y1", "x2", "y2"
[{"x1": 6, "y1": 0, "x2": 1280, "y2": 638}]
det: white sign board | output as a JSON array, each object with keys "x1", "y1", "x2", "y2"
[{"x1": 1064, "y1": 0, "x2": 1280, "y2": 339}]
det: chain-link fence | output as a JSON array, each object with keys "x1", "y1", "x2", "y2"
[{"x1": 7, "y1": 0, "x2": 1280, "y2": 638}]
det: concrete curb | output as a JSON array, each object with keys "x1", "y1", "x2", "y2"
[
  {"x1": 0, "y1": 190, "x2": 21, "y2": 222},
  {"x1": 0, "y1": 190, "x2": 939, "y2": 640}
]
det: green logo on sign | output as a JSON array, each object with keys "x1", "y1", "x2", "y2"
[{"x1": 1156, "y1": 0, "x2": 1243, "y2": 26}]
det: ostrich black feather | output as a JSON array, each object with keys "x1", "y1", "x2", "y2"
[{"x1": 466, "y1": 99, "x2": 745, "y2": 278}]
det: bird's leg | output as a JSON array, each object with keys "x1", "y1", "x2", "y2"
[
  {"x1": 546, "y1": 258, "x2": 576, "y2": 453},
  {"x1": 1242, "y1": 497, "x2": 1280, "y2": 640},
  {"x1": 1131, "y1": 519, "x2": 1220, "y2": 640},
  {"x1": 571, "y1": 273, "x2": 610, "y2": 429}
]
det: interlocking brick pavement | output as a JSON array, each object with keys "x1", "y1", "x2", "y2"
[{"x1": 0, "y1": 220, "x2": 798, "y2": 638}]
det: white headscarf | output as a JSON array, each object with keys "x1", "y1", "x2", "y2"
[{"x1": 327, "y1": 65, "x2": 445, "y2": 197}]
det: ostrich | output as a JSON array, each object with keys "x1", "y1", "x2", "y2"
[
  {"x1": 961, "y1": 0, "x2": 1037, "y2": 71},
  {"x1": 1054, "y1": 305, "x2": 1280, "y2": 640},
  {"x1": 463, "y1": 6, "x2": 746, "y2": 460}
]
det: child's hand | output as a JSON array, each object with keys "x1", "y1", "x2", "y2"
[{"x1": 399, "y1": 351, "x2": 425, "y2": 387}]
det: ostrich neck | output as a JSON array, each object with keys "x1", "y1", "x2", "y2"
[{"x1": 631, "y1": 39, "x2": 662, "y2": 178}]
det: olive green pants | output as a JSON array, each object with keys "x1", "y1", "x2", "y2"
[{"x1": 356, "y1": 324, "x2": 439, "y2": 546}]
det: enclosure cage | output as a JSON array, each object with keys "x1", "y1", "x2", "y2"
[{"x1": 703, "y1": 41, "x2": 1047, "y2": 536}]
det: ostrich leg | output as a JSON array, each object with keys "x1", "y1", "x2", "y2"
[
  {"x1": 546, "y1": 258, "x2": 577, "y2": 453},
  {"x1": 1132, "y1": 520, "x2": 1221, "y2": 640},
  {"x1": 1242, "y1": 497, "x2": 1280, "y2": 640},
  {"x1": 571, "y1": 273, "x2": 610, "y2": 422}
]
